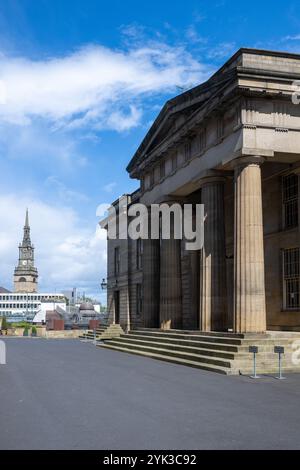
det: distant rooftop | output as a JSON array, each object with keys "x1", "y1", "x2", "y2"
[{"x1": 0, "y1": 287, "x2": 11, "y2": 293}]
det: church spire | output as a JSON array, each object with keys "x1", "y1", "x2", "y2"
[
  {"x1": 22, "y1": 209, "x2": 31, "y2": 246},
  {"x1": 14, "y1": 208, "x2": 38, "y2": 293},
  {"x1": 25, "y1": 208, "x2": 29, "y2": 228}
]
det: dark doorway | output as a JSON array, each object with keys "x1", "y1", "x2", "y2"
[{"x1": 114, "y1": 291, "x2": 120, "y2": 324}]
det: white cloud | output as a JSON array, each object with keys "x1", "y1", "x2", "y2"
[
  {"x1": 0, "y1": 42, "x2": 209, "y2": 132},
  {"x1": 45, "y1": 176, "x2": 89, "y2": 202},
  {"x1": 207, "y1": 42, "x2": 236, "y2": 60},
  {"x1": 0, "y1": 121, "x2": 88, "y2": 168},
  {"x1": 0, "y1": 193, "x2": 107, "y2": 300},
  {"x1": 185, "y1": 26, "x2": 207, "y2": 45},
  {"x1": 103, "y1": 182, "x2": 117, "y2": 193},
  {"x1": 96, "y1": 203, "x2": 111, "y2": 217},
  {"x1": 283, "y1": 34, "x2": 300, "y2": 41},
  {"x1": 105, "y1": 105, "x2": 142, "y2": 132}
]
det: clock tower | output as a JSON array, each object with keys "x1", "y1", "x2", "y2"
[{"x1": 14, "y1": 209, "x2": 38, "y2": 293}]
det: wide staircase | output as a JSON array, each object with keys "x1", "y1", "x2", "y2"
[
  {"x1": 98, "y1": 328, "x2": 300, "y2": 375},
  {"x1": 79, "y1": 324, "x2": 124, "y2": 341}
]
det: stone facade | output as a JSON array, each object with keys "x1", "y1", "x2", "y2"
[{"x1": 104, "y1": 48, "x2": 300, "y2": 333}]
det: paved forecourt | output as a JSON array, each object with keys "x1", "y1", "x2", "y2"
[{"x1": 0, "y1": 338, "x2": 300, "y2": 450}]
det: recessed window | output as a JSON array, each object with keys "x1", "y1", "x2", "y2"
[
  {"x1": 136, "y1": 284, "x2": 142, "y2": 316},
  {"x1": 217, "y1": 117, "x2": 224, "y2": 138},
  {"x1": 136, "y1": 238, "x2": 143, "y2": 270},
  {"x1": 199, "y1": 128, "x2": 206, "y2": 152},
  {"x1": 283, "y1": 248, "x2": 300, "y2": 309},
  {"x1": 114, "y1": 247, "x2": 120, "y2": 276},
  {"x1": 282, "y1": 174, "x2": 298, "y2": 229},
  {"x1": 171, "y1": 153, "x2": 177, "y2": 172},
  {"x1": 184, "y1": 142, "x2": 191, "y2": 161},
  {"x1": 150, "y1": 169, "x2": 155, "y2": 187},
  {"x1": 160, "y1": 161, "x2": 165, "y2": 179}
]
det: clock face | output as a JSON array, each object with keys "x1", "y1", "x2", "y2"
[{"x1": 22, "y1": 260, "x2": 27, "y2": 266}]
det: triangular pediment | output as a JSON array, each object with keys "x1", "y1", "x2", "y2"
[{"x1": 127, "y1": 60, "x2": 238, "y2": 174}]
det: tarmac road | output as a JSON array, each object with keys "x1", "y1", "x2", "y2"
[{"x1": 0, "y1": 338, "x2": 300, "y2": 450}]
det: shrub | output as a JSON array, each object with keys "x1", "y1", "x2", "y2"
[
  {"x1": 11, "y1": 321, "x2": 31, "y2": 328},
  {"x1": 23, "y1": 326, "x2": 30, "y2": 337},
  {"x1": 1, "y1": 316, "x2": 8, "y2": 330},
  {"x1": 31, "y1": 326, "x2": 37, "y2": 337}
]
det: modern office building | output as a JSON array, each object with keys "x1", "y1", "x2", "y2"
[{"x1": 0, "y1": 290, "x2": 66, "y2": 323}]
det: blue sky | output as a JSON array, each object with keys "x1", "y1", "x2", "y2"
[{"x1": 0, "y1": 0, "x2": 300, "y2": 303}]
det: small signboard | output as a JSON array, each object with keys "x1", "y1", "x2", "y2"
[
  {"x1": 249, "y1": 346, "x2": 258, "y2": 354},
  {"x1": 274, "y1": 346, "x2": 285, "y2": 354}
]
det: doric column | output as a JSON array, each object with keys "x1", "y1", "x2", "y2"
[
  {"x1": 200, "y1": 175, "x2": 227, "y2": 331},
  {"x1": 233, "y1": 156, "x2": 266, "y2": 333},
  {"x1": 160, "y1": 210, "x2": 182, "y2": 330},
  {"x1": 143, "y1": 218, "x2": 160, "y2": 328}
]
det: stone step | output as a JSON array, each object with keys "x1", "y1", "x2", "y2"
[
  {"x1": 122, "y1": 334, "x2": 294, "y2": 352},
  {"x1": 128, "y1": 330, "x2": 294, "y2": 346},
  {"x1": 79, "y1": 325, "x2": 111, "y2": 340},
  {"x1": 79, "y1": 324, "x2": 125, "y2": 341},
  {"x1": 128, "y1": 330, "x2": 245, "y2": 345},
  {"x1": 110, "y1": 336, "x2": 239, "y2": 359},
  {"x1": 94, "y1": 328, "x2": 300, "y2": 375},
  {"x1": 124, "y1": 333, "x2": 242, "y2": 351},
  {"x1": 99, "y1": 343, "x2": 232, "y2": 374},
  {"x1": 136, "y1": 328, "x2": 245, "y2": 339},
  {"x1": 100, "y1": 339, "x2": 235, "y2": 367},
  {"x1": 100, "y1": 339, "x2": 297, "y2": 374}
]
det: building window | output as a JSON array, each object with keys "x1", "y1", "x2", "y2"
[
  {"x1": 136, "y1": 238, "x2": 143, "y2": 270},
  {"x1": 184, "y1": 141, "x2": 191, "y2": 161},
  {"x1": 171, "y1": 153, "x2": 177, "y2": 172},
  {"x1": 283, "y1": 248, "x2": 300, "y2": 309},
  {"x1": 217, "y1": 117, "x2": 224, "y2": 138},
  {"x1": 148, "y1": 169, "x2": 154, "y2": 188},
  {"x1": 199, "y1": 128, "x2": 206, "y2": 152},
  {"x1": 160, "y1": 161, "x2": 165, "y2": 179},
  {"x1": 114, "y1": 247, "x2": 120, "y2": 276},
  {"x1": 283, "y1": 174, "x2": 298, "y2": 229},
  {"x1": 136, "y1": 284, "x2": 142, "y2": 316}
]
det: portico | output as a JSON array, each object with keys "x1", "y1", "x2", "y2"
[{"x1": 105, "y1": 48, "x2": 300, "y2": 335}]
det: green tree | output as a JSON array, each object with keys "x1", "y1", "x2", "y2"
[{"x1": 1, "y1": 316, "x2": 8, "y2": 330}]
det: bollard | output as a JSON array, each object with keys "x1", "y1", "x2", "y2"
[
  {"x1": 274, "y1": 346, "x2": 286, "y2": 380},
  {"x1": 249, "y1": 346, "x2": 260, "y2": 378},
  {"x1": 0, "y1": 340, "x2": 6, "y2": 365}
]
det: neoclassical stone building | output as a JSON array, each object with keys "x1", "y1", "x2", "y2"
[{"x1": 104, "y1": 48, "x2": 300, "y2": 334}]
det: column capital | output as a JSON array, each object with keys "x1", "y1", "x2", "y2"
[
  {"x1": 229, "y1": 155, "x2": 265, "y2": 170},
  {"x1": 193, "y1": 170, "x2": 227, "y2": 189}
]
